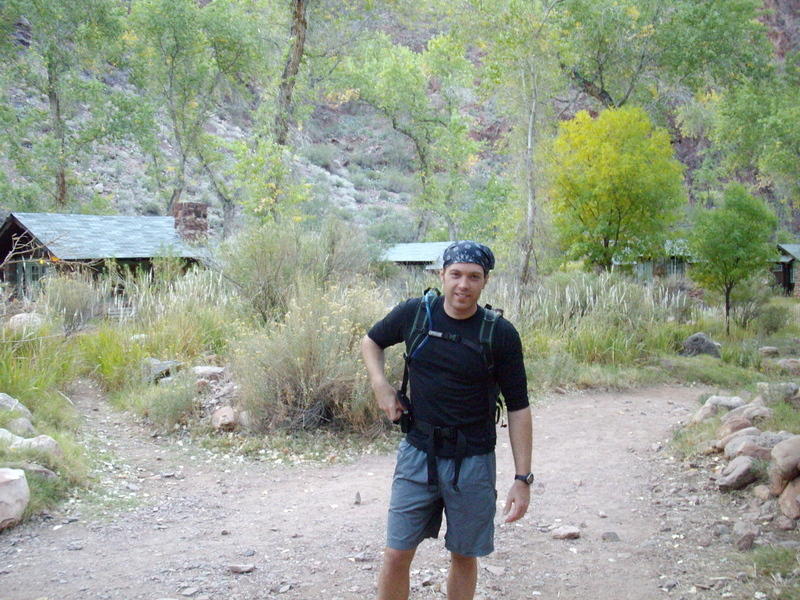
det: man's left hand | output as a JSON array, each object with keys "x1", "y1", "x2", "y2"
[{"x1": 503, "y1": 480, "x2": 530, "y2": 523}]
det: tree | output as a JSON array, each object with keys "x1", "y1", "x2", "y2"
[
  {"x1": 0, "y1": 0, "x2": 140, "y2": 208},
  {"x1": 548, "y1": 106, "x2": 685, "y2": 269},
  {"x1": 689, "y1": 184, "x2": 778, "y2": 335},
  {"x1": 128, "y1": 0, "x2": 262, "y2": 221},
  {"x1": 336, "y1": 33, "x2": 481, "y2": 239}
]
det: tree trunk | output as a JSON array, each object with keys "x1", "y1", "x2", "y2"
[
  {"x1": 519, "y1": 69, "x2": 540, "y2": 285},
  {"x1": 274, "y1": 0, "x2": 308, "y2": 146},
  {"x1": 47, "y1": 54, "x2": 68, "y2": 207},
  {"x1": 725, "y1": 285, "x2": 732, "y2": 335}
]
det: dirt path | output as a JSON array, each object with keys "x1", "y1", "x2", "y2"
[{"x1": 0, "y1": 382, "x2": 779, "y2": 600}]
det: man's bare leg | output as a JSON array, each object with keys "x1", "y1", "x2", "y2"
[
  {"x1": 377, "y1": 547, "x2": 416, "y2": 600},
  {"x1": 447, "y1": 552, "x2": 478, "y2": 600}
]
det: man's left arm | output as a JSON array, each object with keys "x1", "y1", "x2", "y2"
[{"x1": 503, "y1": 406, "x2": 533, "y2": 523}]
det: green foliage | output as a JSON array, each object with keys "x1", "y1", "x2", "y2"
[
  {"x1": 0, "y1": 0, "x2": 144, "y2": 208},
  {"x1": 37, "y1": 273, "x2": 107, "y2": 333},
  {"x1": 232, "y1": 283, "x2": 396, "y2": 433},
  {"x1": 548, "y1": 106, "x2": 686, "y2": 269},
  {"x1": 116, "y1": 373, "x2": 198, "y2": 432},
  {"x1": 756, "y1": 303, "x2": 793, "y2": 336},
  {"x1": 218, "y1": 220, "x2": 372, "y2": 322},
  {"x1": 762, "y1": 402, "x2": 800, "y2": 436},
  {"x1": 659, "y1": 355, "x2": 763, "y2": 388},
  {"x1": 232, "y1": 137, "x2": 311, "y2": 221},
  {"x1": 689, "y1": 184, "x2": 778, "y2": 333},
  {"x1": 76, "y1": 324, "x2": 146, "y2": 392}
]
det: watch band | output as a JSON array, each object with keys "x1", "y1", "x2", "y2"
[{"x1": 514, "y1": 473, "x2": 534, "y2": 485}]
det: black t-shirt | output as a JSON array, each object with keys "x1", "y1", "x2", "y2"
[{"x1": 367, "y1": 297, "x2": 529, "y2": 452}]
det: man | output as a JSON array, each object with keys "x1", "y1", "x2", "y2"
[{"x1": 361, "y1": 241, "x2": 533, "y2": 600}]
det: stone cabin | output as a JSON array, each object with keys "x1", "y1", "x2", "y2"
[{"x1": 0, "y1": 202, "x2": 208, "y2": 298}]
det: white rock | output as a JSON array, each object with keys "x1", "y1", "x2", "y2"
[
  {"x1": 6, "y1": 312, "x2": 45, "y2": 333},
  {"x1": 551, "y1": 525, "x2": 581, "y2": 540},
  {"x1": 192, "y1": 366, "x2": 225, "y2": 381},
  {"x1": 211, "y1": 406, "x2": 237, "y2": 431},
  {"x1": 706, "y1": 395, "x2": 746, "y2": 410},
  {"x1": 0, "y1": 468, "x2": 30, "y2": 530},
  {"x1": 0, "y1": 393, "x2": 32, "y2": 418}
]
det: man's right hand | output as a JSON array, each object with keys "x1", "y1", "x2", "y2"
[{"x1": 374, "y1": 381, "x2": 403, "y2": 422}]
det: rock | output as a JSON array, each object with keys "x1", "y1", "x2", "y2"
[
  {"x1": 691, "y1": 402, "x2": 719, "y2": 424},
  {"x1": 735, "y1": 441, "x2": 772, "y2": 460},
  {"x1": 776, "y1": 359, "x2": 800, "y2": 375},
  {"x1": 484, "y1": 564, "x2": 506, "y2": 576},
  {"x1": 718, "y1": 456, "x2": 757, "y2": 491},
  {"x1": 192, "y1": 366, "x2": 225, "y2": 381},
  {"x1": 723, "y1": 435, "x2": 761, "y2": 459},
  {"x1": 758, "y1": 431, "x2": 794, "y2": 449},
  {"x1": 778, "y1": 478, "x2": 800, "y2": 519},
  {"x1": 758, "y1": 346, "x2": 780, "y2": 357},
  {"x1": 6, "y1": 417, "x2": 36, "y2": 437},
  {"x1": 0, "y1": 468, "x2": 30, "y2": 530},
  {"x1": 10, "y1": 434, "x2": 62, "y2": 458},
  {"x1": 180, "y1": 587, "x2": 199, "y2": 597},
  {"x1": 716, "y1": 427, "x2": 762, "y2": 451},
  {"x1": 551, "y1": 525, "x2": 581, "y2": 540},
  {"x1": 6, "y1": 312, "x2": 45, "y2": 333},
  {"x1": 775, "y1": 516, "x2": 796, "y2": 531},
  {"x1": 758, "y1": 382, "x2": 800, "y2": 403},
  {"x1": 753, "y1": 485, "x2": 772, "y2": 501},
  {"x1": 211, "y1": 407, "x2": 237, "y2": 431},
  {"x1": 771, "y1": 436, "x2": 800, "y2": 481},
  {"x1": 706, "y1": 395, "x2": 747, "y2": 410},
  {"x1": 237, "y1": 410, "x2": 255, "y2": 431},
  {"x1": 680, "y1": 332, "x2": 721, "y2": 358},
  {"x1": 0, "y1": 394, "x2": 32, "y2": 419},
  {"x1": 601, "y1": 531, "x2": 620, "y2": 542},
  {"x1": 733, "y1": 521, "x2": 758, "y2": 551},
  {"x1": 142, "y1": 357, "x2": 181, "y2": 383},
  {"x1": 717, "y1": 416, "x2": 753, "y2": 439},
  {"x1": 228, "y1": 564, "x2": 255, "y2": 574},
  {"x1": 770, "y1": 463, "x2": 792, "y2": 497}
]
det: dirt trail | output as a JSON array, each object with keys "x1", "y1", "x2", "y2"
[{"x1": 0, "y1": 382, "x2": 773, "y2": 600}]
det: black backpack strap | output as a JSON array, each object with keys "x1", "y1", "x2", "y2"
[{"x1": 400, "y1": 289, "x2": 440, "y2": 400}]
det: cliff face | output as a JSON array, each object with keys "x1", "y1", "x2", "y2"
[{"x1": 762, "y1": 0, "x2": 800, "y2": 58}]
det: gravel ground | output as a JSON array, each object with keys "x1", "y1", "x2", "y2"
[{"x1": 1, "y1": 382, "x2": 797, "y2": 600}]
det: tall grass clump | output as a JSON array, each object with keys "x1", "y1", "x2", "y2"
[
  {"x1": 233, "y1": 281, "x2": 400, "y2": 433},
  {"x1": 114, "y1": 372, "x2": 199, "y2": 431},
  {"x1": 37, "y1": 272, "x2": 108, "y2": 333},
  {"x1": 0, "y1": 325, "x2": 79, "y2": 429},
  {"x1": 490, "y1": 271, "x2": 697, "y2": 368},
  {"x1": 75, "y1": 323, "x2": 146, "y2": 392}
]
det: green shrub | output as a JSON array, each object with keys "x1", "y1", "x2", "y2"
[
  {"x1": 76, "y1": 324, "x2": 146, "y2": 392},
  {"x1": 233, "y1": 282, "x2": 399, "y2": 433},
  {"x1": 116, "y1": 372, "x2": 198, "y2": 431},
  {"x1": 756, "y1": 303, "x2": 792, "y2": 335},
  {"x1": 721, "y1": 341, "x2": 763, "y2": 370},
  {"x1": 303, "y1": 142, "x2": 339, "y2": 171}
]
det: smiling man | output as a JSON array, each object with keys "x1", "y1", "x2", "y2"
[{"x1": 361, "y1": 241, "x2": 532, "y2": 600}]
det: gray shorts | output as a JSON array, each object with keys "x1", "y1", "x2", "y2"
[{"x1": 386, "y1": 439, "x2": 497, "y2": 557}]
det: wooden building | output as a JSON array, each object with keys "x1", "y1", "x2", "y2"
[
  {"x1": 0, "y1": 203, "x2": 208, "y2": 298},
  {"x1": 774, "y1": 243, "x2": 800, "y2": 296}
]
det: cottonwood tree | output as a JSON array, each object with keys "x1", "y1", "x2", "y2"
[
  {"x1": 337, "y1": 33, "x2": 481, "y2": 239},
  {"x1": 548, "y1": 106, "x2": 685, "y2": 270},
  {"x1": 689, "y1": 184, "x2": 778, "y2": 335},
  {"x1": 128, "y1": 0, "x2": 262, "y2": 225},
  {"x1": 0, "y1": 0, "x2": 141, "y2": 208}
]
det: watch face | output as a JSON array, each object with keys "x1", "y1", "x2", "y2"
[{"x1": 525, "y1": 473, "x2": 534, "y2": 484}]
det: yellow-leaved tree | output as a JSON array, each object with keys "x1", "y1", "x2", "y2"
[{"x1": 548, "y1": 106, "x2": 686, "y2": 270}]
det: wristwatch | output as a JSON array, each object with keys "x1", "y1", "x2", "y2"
[{"x1": 514, "y1": 472, "x2": 534, "y2": 485}]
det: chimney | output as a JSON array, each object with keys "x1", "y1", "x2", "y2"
[{"x1": 172, "y1": 202, "x2": 208, "y2": 242}]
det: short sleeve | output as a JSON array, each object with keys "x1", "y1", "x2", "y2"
[{"x1": 367, "y1": 298, "x2": 418, "y2": 349}]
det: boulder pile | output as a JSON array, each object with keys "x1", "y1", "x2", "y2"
[
  {"x1": 0, "y1": 393, "x2": 64, "y2": 530},
  {"x1": 692, "y1": 382, "x2": 800, "y2": 530}
]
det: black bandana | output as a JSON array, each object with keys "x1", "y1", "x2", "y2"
[{"x1": 442, "y1": 240, "x2": 495, "y2": 273}]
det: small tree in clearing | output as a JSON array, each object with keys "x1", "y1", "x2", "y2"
[
  {"x1": 689, "y1": 184, "x2": 778, "y2": 335},
  {"x1": 548, "y1": 106, "x2": 686, "y2": 270}
]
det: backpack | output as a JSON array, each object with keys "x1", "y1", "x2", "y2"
[{"x1": 399, "y1": 288, "x2": 505, "y2": 426}]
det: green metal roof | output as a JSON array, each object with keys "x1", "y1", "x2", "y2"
[
  {"x1": 779, "y1": 244, "x2": 800, "y2": 260},
  {"x1": 382, "y1": 242, "x2": 453, "y2": 265},
  {"x1": 8, "y1": 212, "x2": 203, "y2": 260}
]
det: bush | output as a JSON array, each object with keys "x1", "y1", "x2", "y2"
[
  {"x1": 756, "y1": 303, "x2": 792, "y2": 335},
  {"x1": 115, "y1": 372, "x2": 198, "y2": 431},
  {"x1": 232, "y1": 282, "x2": 400, "y2": 433}
]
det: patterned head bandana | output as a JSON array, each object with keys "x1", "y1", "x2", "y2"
[{"x1": 442, "y1": 240, "x2": 495, "y2": 273}]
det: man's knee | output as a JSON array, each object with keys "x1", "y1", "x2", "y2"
[
  {"x1": 383, "y1": 547, "x2": 416, "y2": 572},
  {"x1": 450, "y1": 552, "x2": 478, "y2": 569}
]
